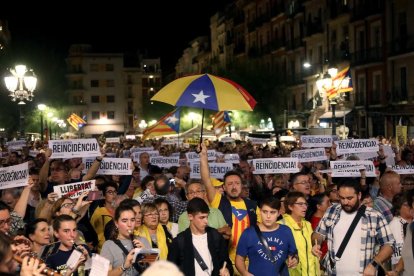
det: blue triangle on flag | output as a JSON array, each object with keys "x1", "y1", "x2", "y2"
[
  {"x1": 223, "y1": 111, "x2": 231, "y2": 123},
  {"x1": 163, "y1": 108, "x2": 181, "y2": 132},
  {"x1": 175, "y1": 75, "x2": 219, "y2": 110}
]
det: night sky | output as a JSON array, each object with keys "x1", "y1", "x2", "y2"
[{"x1": 1, "y1": 1, "x2": 231, "y2": 104}]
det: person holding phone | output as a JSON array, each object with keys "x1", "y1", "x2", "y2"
[{"x1": 236, "y1": 197, "x2": 298, "y2": 276}]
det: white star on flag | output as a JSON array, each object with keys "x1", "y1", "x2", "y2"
[
  {"x1": 192, "y1": 90, "x2": 210, "y2": 104},
  {"x1": 165, "y1": 115, "x2": 179, "y2": 125}
]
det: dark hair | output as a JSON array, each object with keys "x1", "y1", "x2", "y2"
[
  {"x1": 223, "y1": 171, "x2": 242, "y2": 184},
  {"x1": 290, "y1": 172, "x2": 309, "y2": 185},
  {"x1": 154, "y1": 175, "x2": 169, "y2": 195},
  {"x1": 0, "y1": 201, "x2": 10, "y2": 212},
  {"x1": 259, "y1": 197, "x2": 281, "y2": 210},
  {"x1": 392, "y1": 193, "x2": 408, "y2": 216},
  {"x1": 114, "y1": 204, "x2": 136, "y2": 222},
  {"x1": 99, "y1": 181, "x2": 118, "y2": 195},
  {"x1": 187, "y1": 198, "x2": 209, "y2": 215},
  {"x1": 284, "y1": 191, "x2": 306, "y2": 215},
  {"x1": 25, "y1": 218, "x2": 48, "y2": 240},
  {"x1": 153, "y1": 198, "x2": 173, "y2": 221},
  {"x1": 0, "y1": 232, "x2": 11, "y2": 262},
  {"x1": 119, "y1": 199, "x2": 141, "y2": 209},
  {"x1": 52, "y1": 214, "x2": 76, "y2": 231},
  {"x1": 306, "y1": 193, "x2": 328, "y2": 221},
  {"x1": 337, "y1": 177, "x2": 361, "y2": 194},
  {"x1": 29, "y1": 167, "x2": 40, "y2": 175},
  {"x1": 141, "y1": 175, "x2": 155, "y2": 191}
]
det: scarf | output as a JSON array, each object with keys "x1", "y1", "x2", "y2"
[{"x1": 136, "y1": 224, "x2": 168, "y2": 260}]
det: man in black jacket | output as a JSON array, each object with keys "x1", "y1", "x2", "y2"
[{"x1": 168, "y1": 198, "x2": 232, "y2": 276}]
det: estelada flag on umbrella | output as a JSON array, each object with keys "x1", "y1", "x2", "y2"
[
  {"x1": 213, "y1": 111, "x2": 231, "y2": 136},
  {"x1": 142, "y1": 108, "x2": 181, "y2": 140},
  {"x1": 67, "y1": 113, "x2": 87, "y2": 131}
]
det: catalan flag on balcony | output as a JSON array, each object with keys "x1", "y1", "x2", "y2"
[
  {"x1": 327, "y1": 66, "x2": 353, "y2": 100},
  {"x1": 142, "y1": 108, "x2": 181, "y2": 140},
  {"x1": 67, "y1": 113, "x2": 87, "y2": 131},
  {"x1": 213, "y1": 111, "x2": 231, "y2": 136}
]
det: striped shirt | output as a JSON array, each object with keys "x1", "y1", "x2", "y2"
[
  {"x1": 315, "y1": 203, "x2": 394, "y2": 275},
  {"x1": 373, "y1": 195, "x2": 394, "y2": 224}
]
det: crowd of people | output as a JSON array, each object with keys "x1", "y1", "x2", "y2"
[{"x1": 0, "y1": 135, "x2": 413, "y2": 275}]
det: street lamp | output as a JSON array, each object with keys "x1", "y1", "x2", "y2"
[
  {"x1": 188, "y1": 112, "x2": 196, "y2": 128},
  {"x1": 37, "y1": 104, "x2": 46, "y2": 141},
  {"x1": 139, "y1": 120, "x2": 148, "y2": 133},
  {"x1": 4, "y1": 65, "x2": 37, "y2": 138}
]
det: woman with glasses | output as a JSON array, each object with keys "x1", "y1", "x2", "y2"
[
  {"x1": 91, "y1": 182, "x2": 118, "y2": 251},
  {"x1": 101, "y1": 204, "x2": 149, "y2": 276},
  {"x1": 154, "y1": 198, "x2": 178, "y2": 238},
  {"x1": 279, "y1": 191, "x2": 320, "y2": 276},
  {"x1": 136, "y1": 203, "x2": 171, "y2": 260}
]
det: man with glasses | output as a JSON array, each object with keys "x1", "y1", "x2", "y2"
[
  {"x1": 177, "y1": 180, "x2": 228, "y2": 236},
  {"x1": 312, "y1": 178, "x2": 394, "y2": 275}
]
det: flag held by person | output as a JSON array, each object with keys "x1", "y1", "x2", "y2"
[
  {"x1": 213, "y1": 111, "x2": 231, "y2": 135},
  {"x1": 67, "y1": 113, "x2": 87, "y2": 131},
  {"x1": 142, "y1": 108, "x2": 181, "y2": 140}
]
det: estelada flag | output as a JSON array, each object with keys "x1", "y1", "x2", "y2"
[
  {"x1": 327, "y1": 66, "x2": 353, "y2": 99},
  {"x1": 67, "y1": 113, "x2": 87, "y2": 131},
  {"x1": 213, "y1": 111, "x2": 231, "y2": 136},
  {"x1": 142, "y1": 108, "x2": 181, "y2": 140}
]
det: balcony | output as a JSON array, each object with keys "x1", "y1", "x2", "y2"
[
  {"x1": 293, "y1": 37, "x2": 304, "y2": 49},
  {"x1": 305, "y1": 18, "x2": 323, "y2": 37},
  {"x1": 329, "y1": 2, "x2": 350, "y2": 20},
  {"x1": 270, "y1": 40, "x2": 286, "y2": 52},
  {"x1": 388, "y1": 35, "x2": 414, "y2": 56},
  {"x1": 270, "y1": 2, "x2": 285, "y2": 18},
  {"x1": 351, "y1": 1, "x2": 384, "y2": 21},
  {"x1": 351, "y1": 47, "x2": 384, "y2": 66},
  {"x1": 391, "y1": 87, "x2": 408, "y2": 103}
]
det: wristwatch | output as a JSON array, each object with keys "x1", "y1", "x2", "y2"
[{"x1": 371, "y1": 259, "x2": 379, "y2": 270}]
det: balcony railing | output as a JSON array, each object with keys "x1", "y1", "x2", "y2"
[
  {"x1": 351, "y1": 47, "x2": 384, "y2": 65},
  {"x1": 388, "y1": 35, "x2": 414, "y2": 56},
  {"x1": 351, "y1": 1, "x2": 384, "y2": 21}
]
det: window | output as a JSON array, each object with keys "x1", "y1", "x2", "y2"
[
  {"x1": 401, "y1": 67, "x2": 407, "y2": 99},
  {"x1": 372, "y1": 72, "x2": 381, "y2": 104},
  {"x1": 92, "y1": 111, "x2": 100, "y2": 120},
  {"x1": 107, "y1": 111, "x2": 115, "y2": 120},
  {"x1": 106, "y1": 79, "x2": 115, "y2": 87},
  {"x1": 105, "y1": 64, "x2": 114, "y2": 71},
  {"x1": 90, "y1": 64, "x2": 99, "y2": 72},
  {"x1": 356, "y1": 75, "x2": 366, "y2": 105},
  {"x1": 91, "y1": 96, "x2": 99, "y2": 103},
  {"x1": 91, "y1": 80, "x2": 99, "y2": 87},
  {"x1": 107, "y1": 95, "x2": 115, "y2": 103}
]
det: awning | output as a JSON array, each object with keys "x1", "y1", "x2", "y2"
[{"x1": 320, "y1": 110, "x2": 352, "y2": 119}]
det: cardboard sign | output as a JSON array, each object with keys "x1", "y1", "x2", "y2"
[
  {"x1": 252, "y1": 158, "x2": 299, "y2": 174},
  {"x1": 53, "y1": 180, "x2": 96, "y2": 199},
  {"x1": 150, "y1": 156, "x2": 180, "y2": 168},
  {"x1": 290, "y1": 148, "x2": 327, "y2": 162},
  {"x1": 300, "y1": 135, "x2": 333, "y2": 148},
  {"x1": 335, "y1": 139, "x2": 379, "y2": 155},
  {"x1": 330, "y1": 161, "x2": 377, "y2": 177},
  {"x1": 0, "y1": 162, "x2": 29, "y2": 190},
  {"x1": 49, "y1": 139, "x2": 100, "y2": 159},
  {"x1": 190, "y1": 162, "x2": 233, "y2": 179},
  {"x1": 83, "y1": 158, "x2": 132, "y2": 175}
]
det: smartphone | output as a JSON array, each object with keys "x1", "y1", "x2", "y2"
[{"x1": 87, "y1": 191, "x2": 103, "y2": 201}]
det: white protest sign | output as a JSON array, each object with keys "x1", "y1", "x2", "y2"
[
  {"x1": 252, "y1": 158, "x2": 299, "y2": 174},
  {"x1": 130, "y1": 147, "x2": 154, "y2": 153},
  {"x1": 190, "y1": 162, "x2": 233, "y2": 179},
  {"x1": 105, "y1": 152, "x2": 117, "y2": 158},
  {"x1": 330, "y1": 161, "x2": 377, "y2": 177},
  {"x1": 341, "y1": 151, "x2": 378, "y2": 160},
  {"x1": 162, "y1": 139, "x2": 184, "y2": 145},
  {"x1": 220, "y1": 137, "x2": 234, "y2": 143},
  {"x1": 335, "y1": 139, "x2": 379, "y2": 155},
  {"x1": 290, "y1": 148, "x2": 327, "y2": 162},
  {"x1": 171, "y1": 152, "x2": 181, "y2": 157},
  {"x1": 29, "y1": 150, "x2": 40, "y2": 158},
  {"x1": 132, "y1": 150, "x2": 159, "y2": 162},
  {"x1": 0, "y1": 162, "x2": 29, "y2": 190},
  {"x1": 49, "y1": 139, "x2": 100, "y2": 159},
  {"x1": 224, "y1": 154, "x2": 240, "y2": 164},
  {"x1": 383, "y1": 145, "x2": 396, "y2": 166},
  {"x1": 186, "y1": 150, "x2": 216, "y2": 162},
  {"x1": 53, "y1": 180, "x2": 96, "y2": 199},
  {"x1": 150, "y1": 156, "x2": 180, "y2": 168},
  {"x1": 122, "y1": 150, "x2": 130, "y2": 158},
  {"x1": 125, "y1": 135, "x2": 136, "y2": 140},
  {"x1": 105, "y1": 137, "x2": 120, "y2": 143},
  {"x1": 300, "y1": 135, "x2": 333, "y2": 148},
  {"x1": 389, "y1": 165, "x2": 414, "y2": 175},
  {"x1": 6, "y1": 140, "x2": 26, "y2": 150},
  {"x1": 248, "y1": 137, "x2": 270, "y2": 145},
  {"x1": 83, "y1": 158, "x2": 132, "y2": 175}
]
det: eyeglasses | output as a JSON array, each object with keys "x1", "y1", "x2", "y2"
[
  {"x1": 0, "y1": 218, "x2": 11, "y2": 227},
  {"x1": 144, "y1": 213, "x2": 159, "y2": 217},
  {"x1": 187, "y1": 190, "x2": 206, "y2": 196},
  {"x1": 293, "y1": 202, "x2": 308, "y2": 207},
  {"x1": 61, "y1": 203, "x2": 75, "y2": 209},
  {"x1": 106, "y1": 190, "x2": 117, "y2": 195}
]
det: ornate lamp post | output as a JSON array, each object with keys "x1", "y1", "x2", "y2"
[
  {"x1": 37, "y1": 104, "x2": 46, "y2": 141},
  {"x1": 4, "y1": 65, "x2": 37, "y2": 138},
  {"x1": 316, "y1": 67, "x2": 338, "y2": 135}
]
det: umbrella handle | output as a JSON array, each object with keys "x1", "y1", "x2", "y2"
[{"x1": 195, "y1": 109, "x2": 205, "y2": 153}]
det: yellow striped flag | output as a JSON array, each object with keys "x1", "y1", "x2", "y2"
[
  {"x1": 213, "y1": 111, "x2": 231, "y2": 136},
  {"x1": 327, "y1": 66, "x2": 353, "y2": 99},
  {"x1": 142, "y1": 108, "x2": 181, "y2": 140},
  {"x1": 67, "y1": 113, "x2": 87, "y2": 131}
]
